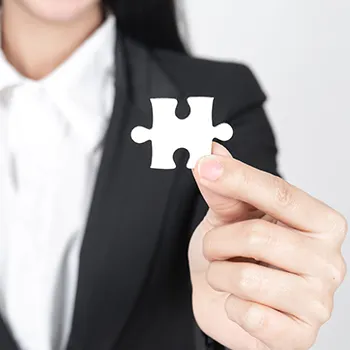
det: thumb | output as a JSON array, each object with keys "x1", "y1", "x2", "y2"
[{"x1": 192, "y1": 143, "x2": 257, "y2": 227}]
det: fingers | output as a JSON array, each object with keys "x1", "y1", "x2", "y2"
[
  {"x1": 193, "y1": 143, "x2": 260, "y2": 227},
  {"x1": 225, "y1": 294, "x2": 316, "y2": 350},
  {"x1": 207, "y1": 261, "x2": 330, "y2": 326},
  {"x1": 194, "y1": 146, "x2": 345, "y2": 236},
  {"x1": 203, "y1": 219, "x2": 326, "y2": 277}
]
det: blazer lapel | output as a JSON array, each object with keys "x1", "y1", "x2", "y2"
[
  {"x1": 66, "y1": 34, "x2": 185, "y2": 350},
  {"x1": 0, "y1": 317, "x2": 19, "y2": 350}
]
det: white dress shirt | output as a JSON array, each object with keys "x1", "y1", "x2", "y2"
[{"x1": 0, "y1": 14, "x2": 116, "y2": 350}]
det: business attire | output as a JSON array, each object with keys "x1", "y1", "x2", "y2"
[
  {"x1": 0, "y1": 14, "x2": 116, "y2": 350},
  {"x1": 0, "y1": 13, "x2": 279, "y2": 350}
]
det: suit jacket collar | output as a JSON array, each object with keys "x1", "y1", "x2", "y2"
[{"x1": 65, "y1": 33, "x2": 184, "y2": 350}]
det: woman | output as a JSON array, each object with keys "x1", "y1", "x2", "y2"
[{"x1": 0, "y1": 1, "x2": 347, "y2": 350}]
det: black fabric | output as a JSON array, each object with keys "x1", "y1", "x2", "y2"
[{"x1": 0, "y1": 31, "x2": 280, "y2": 350}]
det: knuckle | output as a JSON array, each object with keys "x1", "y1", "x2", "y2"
[
  {"x1": 202, "y1": 229, "x2": 216, "y2": 261},
  {"x1": 238, "y1": 267, "x2": 264, "y2": 296},
  {"x1": 248, "y1": 219, "x2": 268, "y2": 237},
  {"x1": 326, "y1": 211, "x2": 348, "y2": 242},
  {"x1": 335, "y1": 213, "x2": 348, "y2": 235},
  {"x1": 272, "y1": 176, "x2": 296, "y2": 209},
  {"x1": 246, "y1": 220, "x2": 277, "y2": 257},
  {"x1": 242, "y1": 304, "x2": 266, "y2": 331},
  {"x1": 320, "y1": 257, "x2": 347, "y2": 288},
  {"x1": 310, "y1": 299, "x2": 332, "y2": 324},
  {"x1": 331, "y1": 257, "x2": 347, "y2": 286}
]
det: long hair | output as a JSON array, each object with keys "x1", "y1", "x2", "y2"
[{"x1": 104, "y1": 0, "x2": 187, "y2": 53}]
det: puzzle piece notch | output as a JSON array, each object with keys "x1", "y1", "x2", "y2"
[
  {"x1": 213, "y1": 123, "x2": 234, "y2": 142},
  {"x1": 131, "y1": 126, "x2": 151, "y2": 144},
  {"x1": 131, "y1": 97, "x2": 234, "y2": 169}
]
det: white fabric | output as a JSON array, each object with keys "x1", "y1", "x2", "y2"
[{"x1": 0, "y1": 14, "x2": 116, "y2": 350}]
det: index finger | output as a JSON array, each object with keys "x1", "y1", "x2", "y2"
[{"x1": 195, "y1": 152, "x2": 344, "y2": 234}]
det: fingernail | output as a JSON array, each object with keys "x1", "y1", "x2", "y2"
[{"x1": 198, "y1": 156, "x2": 223, "y2": 181}]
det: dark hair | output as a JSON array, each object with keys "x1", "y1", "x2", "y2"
[{"x1": 104, "y1": 0, "x2": 187, "y2": 53}]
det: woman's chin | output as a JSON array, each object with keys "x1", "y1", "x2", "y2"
[{"x1": 17, "y1": 0, "x2": 100, "y2": 23}]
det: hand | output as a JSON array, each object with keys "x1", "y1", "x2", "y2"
[{"x1": 188, "y1": 143, "x2": 347, "y2": 350}]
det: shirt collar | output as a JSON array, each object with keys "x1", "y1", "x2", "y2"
[{"x1": 0, "y1": 13, "x2": 117, "y2": 149}]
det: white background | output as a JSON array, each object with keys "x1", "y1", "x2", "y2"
[{"x1": 181, "y1": 1, "x2": 350, "y2": 349}]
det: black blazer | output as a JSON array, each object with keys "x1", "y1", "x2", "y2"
[{"x1": 0, "y1": 33, "x2": 279, "y2": 350}]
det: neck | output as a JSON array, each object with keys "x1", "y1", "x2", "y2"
[{"x1": 1, "y1": 1, "x2": 104, "y2": 80}]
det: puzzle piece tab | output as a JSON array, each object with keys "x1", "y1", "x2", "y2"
[{"x1": 131, "y1": 97, "x2": 233, "y2": 169}]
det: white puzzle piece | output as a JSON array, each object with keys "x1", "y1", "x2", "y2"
[{"x1": 131, "y1": 97, "x2": 234, "y2": 169}]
